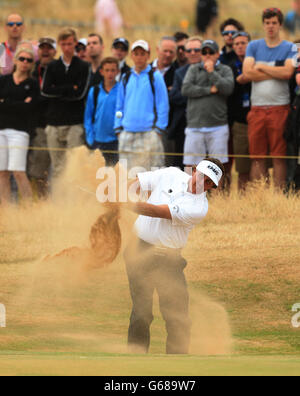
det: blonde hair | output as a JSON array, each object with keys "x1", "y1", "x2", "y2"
[
  {"x1": 185, "y1": 36, "x2": 204, "y2": 48},
  {"x1": 18, "y1": 40, "x2": 34, "y2": 50},
  {"x1": 14, "y1": 47, "x2": 35, "y2": 76},
  {"x1": 57, "y1": 27, "x2": 78, "y2": 43}
]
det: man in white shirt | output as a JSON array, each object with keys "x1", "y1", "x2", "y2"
[
  {"x1": 2, "y1": 13, "x2": 25, "y2": 75},
  {"x1": 152, "y1": 36, "x2": 177, "y2": 80},
  {"x1": 124, "y1": 158, "x2": 225, "y2": 354}
]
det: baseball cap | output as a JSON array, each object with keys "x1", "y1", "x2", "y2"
[
  {"x1": 38, "y1": 37, "x2": 57, "y2": 50},
  {"x1": 131, "y1": 40, "x2": 150, "y2": 52},
  {"x1": 113, "y1": 38, "x2": 129, "y2": 51},
  {"x1": 78, "y1": 38, "x2": 88, "y2": 48},
  {"x1": 200, "y1": 40, "x2": 219, "y2": 53},
  {"x1": 197, "y1": 160, "x2": 223, "y2": 187}
]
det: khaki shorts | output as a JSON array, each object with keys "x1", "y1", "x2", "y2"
[
  {"x1": 27, "y1": 127, "x2": 51, "y2": 179},
  {"x1": 46, "y1": 124, "x2": 85, "y2": 177},
  {"x1": 118, "y1": 130, "x2": 165, "y2": 170},
  {"x1": 184, "y1": 125, "x2": 229, "y2": 166},
  {"x1": 232, "y1": 122, "x2": 251, "y2": 174}
]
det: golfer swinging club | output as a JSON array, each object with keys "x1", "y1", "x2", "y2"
[{"x1": 123, "y1": 158, "x2": 225, "y2": 355}]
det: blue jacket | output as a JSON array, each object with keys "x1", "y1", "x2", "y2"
[
  {"x1": 114, "y1": 65, "x2": 169, "y2": 134},
  {"x1": 84, "y1": 82, "x2": 119, "y2": 145}
]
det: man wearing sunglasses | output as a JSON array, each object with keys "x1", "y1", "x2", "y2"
[
  {"x1": 174, "y1": 32, "x2": 189, "y2": 68},
  {"x1": 219, "y1": 18, "x2": 245, "y2": 66},
  {"x1": 152, "y1": 37, "x2": 178, "y2": 167},
  {"x1": 182, "y1": 40, "x2": 234, "y2": 169},
  {"x1": 2, "y1": 14, "x2": 25, "y2": 75},
  {"x1": 169, "y1": 37, "x2": 203, "y2": 170}
]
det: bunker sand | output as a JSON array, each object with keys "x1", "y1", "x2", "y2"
[{"x1": 0, "y1": 147, "x2": 233, "y2": 357}]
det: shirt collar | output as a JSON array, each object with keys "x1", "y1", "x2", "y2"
[
  {"x1": 153, "y1": 58, "x2": 172, "y2": 76},
  {"x1": 61, "y1": 56, "x2": 73, "y2": 68},
  {"x1": 133, "y1": 64, "x2": 151, "y2": 75},
  {"x1": 181, "y1": 172, "x2": 207, "y2": 197},
  {"x1": 101, "y1": 81, "x2": 118, "y2": 93},
  {"x1": 181, "y1": 172, "x2": 192, "y2": 192},
  {"x1": 152, "y1": 59, "x2": 158, "y2": 68}
]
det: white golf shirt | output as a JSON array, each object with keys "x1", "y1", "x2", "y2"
[{"x1": 135, "y1": 167, "x2": 209, "y2": 249}]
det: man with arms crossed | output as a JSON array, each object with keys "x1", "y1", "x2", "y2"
[
  {"x1": 123, "y1": 158, "x2": 225, "y2": 354},
  {"x1": 243, "y1": 8, "x2": 296, "y2": 189},
  {"x1": 86, "y1": 33, "x2": 104, "y2": 86}
]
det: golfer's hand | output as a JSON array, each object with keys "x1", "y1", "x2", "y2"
[{"x1": 25, "y1": 97, "x2": 32, "y2": 103}]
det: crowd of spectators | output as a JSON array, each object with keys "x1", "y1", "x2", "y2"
[{"x1": 0, "y1": 7, "x2": 300, "y2": 204}]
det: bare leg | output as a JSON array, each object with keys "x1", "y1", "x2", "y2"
[
  {"x1": 223, "y1": 162, "x2": 232, "y2": 194},
  {"x1": 273, "y1": 158, "x2": 287, "y2": 190},
  {"x1": 250, "y1": 159, "x2": 268, "y2": 183},
  {"x1": 0, "y1": 171, "x2": 11, "y2": 204},
  {"x1": 13, "y1": 171, "x2": 33, "y2": 201}
]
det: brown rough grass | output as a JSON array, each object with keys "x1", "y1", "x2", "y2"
[{"x1": 0, "y1": 0, "x2": 294, "y2": 55}]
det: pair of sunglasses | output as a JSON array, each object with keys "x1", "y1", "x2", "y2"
[
  {"x1": 263, "y1": 7, "x2": 282, "y2": 15},
  {"x1": 233, "y1": 32, "x2": 251, "y2": 40},
  {"x1": 202, "y1": 50, "x2": 216, "y2": 56},
  {"x1": 18, "y1": 57, "x2": 34, "y2": 64},
  {"x1": 222, "y1": 30, "x2": 237, "y2": 37},
  {"x1": 177, "y1": 45, "x2": 186, "y2": 52},
  {"x1": 114, "y1": 44, "x2": 128, "y2": 51},
  {"x1": 7, "y1": 22, "x2": 23, "y2": 27},
  {"x1": 185, "y1": 48, "x2": 201, "y2": 54}
]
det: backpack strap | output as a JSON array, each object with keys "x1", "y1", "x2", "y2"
[
  {"x1": 92, "y1": 85, "x2": 100, "y2": 124},
  {"x1": 123, "y1": 70, "x2": 132, "y2": 95},
  {"x1": 148, "y1": 68, "x2": 158, "y2": 130}
]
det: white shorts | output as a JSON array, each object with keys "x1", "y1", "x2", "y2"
[
  {"x1": 0, "y1": 129, "x2": 30, "y2": 172},
  {"x1": 184, "y1": 125, "x2": 229, "y2": 165}
]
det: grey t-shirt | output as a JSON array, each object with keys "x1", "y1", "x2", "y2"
[{"x1": 246, "y1": 39, "x2": 296, "y2": 106}]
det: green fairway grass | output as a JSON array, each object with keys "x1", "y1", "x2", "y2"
[{"x1": 0, "y1": 353, "x2": 300, "y2": 376}]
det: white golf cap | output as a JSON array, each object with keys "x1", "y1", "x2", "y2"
[
  {"x1": 131, "y1": 40, "x2": 150, "y2": 52},
  {"x1": 197, "y1": 160, "x2": 223, "y2": 187}
]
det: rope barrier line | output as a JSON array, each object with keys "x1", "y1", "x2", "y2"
[{"x1": 0, "y1": 145, "x2": 299, "y2": 160}]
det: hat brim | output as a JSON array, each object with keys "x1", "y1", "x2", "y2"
[
  {"x1": 39, "y1": 42, "x2": 56, "y2": 49},
  {"x1": 131, "y1": 46, "x2": 149, "y2": 52},
  {"x1": 113, "y1": 42, "x2": 129, "y2": 50},
  {"x1": 201, "y1": 46, "x2": 217, "y2": 52},
  {"x1": 197, "y1": 161, "x2": 222, "y2": 187}
]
